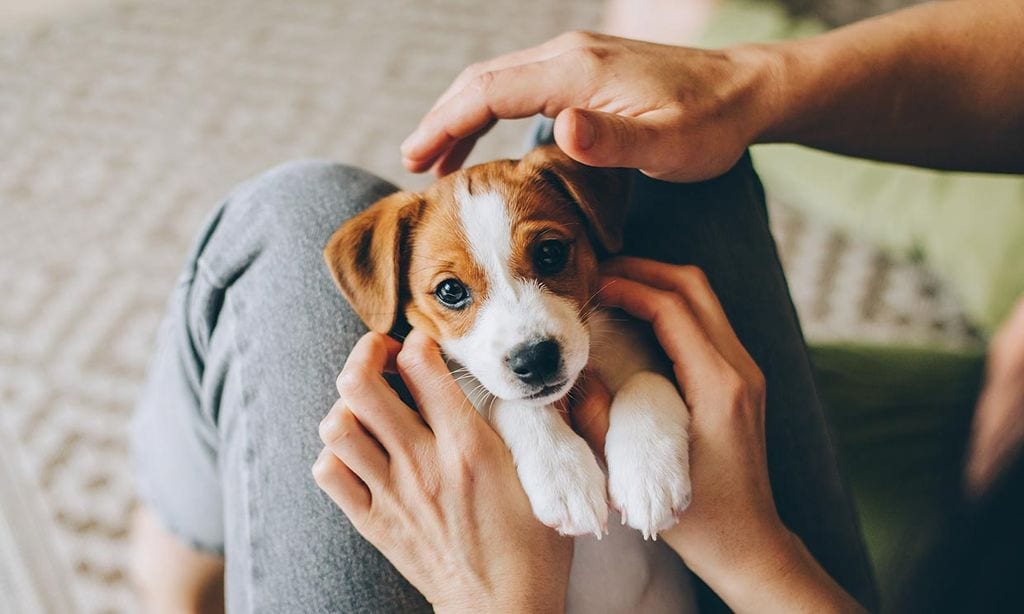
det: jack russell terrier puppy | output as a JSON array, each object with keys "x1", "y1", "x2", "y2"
[{"x1": 325, "y1": 145, "x2": 696, "y2": 612}]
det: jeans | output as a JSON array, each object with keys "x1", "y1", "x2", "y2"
[{"x1": 132, "y1": 131, "x2": 878, "y2": 612}]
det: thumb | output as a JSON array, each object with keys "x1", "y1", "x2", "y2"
[{"x1": 553, "y1": 107, "x2": 677, "y2": 172}]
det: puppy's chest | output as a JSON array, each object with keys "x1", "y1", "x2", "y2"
[{"x1": 586, "y1": 310, "x2": 671, "y2": 394}]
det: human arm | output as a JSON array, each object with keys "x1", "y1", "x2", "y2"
[
  {"x1": 761, "y1": 0, "x2": 1024, "y2": 173},
  {"x1": 312, "y1": 330, "x2": 573, "y2": 613},
  {"x1": 594, "y1": 257, "x2": 866, "y2": 613},
  {"x1": 402, "y1": 0, "x2": 1024, "y2": 181}
]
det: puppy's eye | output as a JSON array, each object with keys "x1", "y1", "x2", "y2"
[
  {"x1": 534, "y1": 239, "x2": 568, "y2": 275},
  {"x1": 434, "y1": 278, "x2": 470, "y2": 309}
]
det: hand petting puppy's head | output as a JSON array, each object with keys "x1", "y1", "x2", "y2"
[{"x1": 325, "y1": 145, "x2": 629, "y2": 404}]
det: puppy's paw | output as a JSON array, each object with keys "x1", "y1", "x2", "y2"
[
  {"x1": 605, "y1": 371, "x2": 692, "y2": 539},
  {"x1": 517, "y1": 435, "x2": 609, "y2": 538}
]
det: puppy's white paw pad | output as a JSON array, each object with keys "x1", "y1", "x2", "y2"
[
  {"x1": 518, "y1": 440, "x2": 608, "y2": 538},
  {"x1": 608, "y1": 450, "x2": 691, "y2": 539},
  {"x1": 605, "y1": 371, "x2": 692, "y2": 539}
]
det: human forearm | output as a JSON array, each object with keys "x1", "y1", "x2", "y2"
[
  {"x1": 664, "y1": 519, "x2": 865, "y2": 614},
  {"x1": 753, "y1": 0, "x2": 1024, "y2": 172}
]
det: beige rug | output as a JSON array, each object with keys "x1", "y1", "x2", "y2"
[{"x1": 0, "y1": 0, "x2": 978, "y2": 612}]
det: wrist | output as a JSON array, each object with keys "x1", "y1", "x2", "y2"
[
  {"x1": 722, "y1": 41, "x2": 793, "y2": 146},
  {"x1": 433, "y1": 574, "x2": 566, "y2": 614},
  {"x1": 687, "y1": 520, "x2": 864, "y2": 614},
  {"x1": 436, "y1": 594, "x2": 563, "y2": 614},
  {"x1": 683, "y1": 516, "x2": 799, "y2": 602}
]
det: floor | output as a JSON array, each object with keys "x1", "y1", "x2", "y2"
[{"x1": 0, "y1": 1, "x2": 975, "y2": 612}]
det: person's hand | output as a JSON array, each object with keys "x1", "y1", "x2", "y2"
[
  {"x1": 966, "y1": 296, "x2": 1024, "y2": 497},
  {"x1": 593, "y1": 257, "x2": 865, "y2": 613},
  {"x1": 401, "y1": 31, "x2": 775, "y2": 182},
  {"x1": 312, "y1": 330, "x2": 572, "y2": 614}
]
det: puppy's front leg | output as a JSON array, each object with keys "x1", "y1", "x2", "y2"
[
  {"x1": 606, "y1": 371, "x2": 692, "y2": 539},
  {"x1": 491, "y1": 400, "x2": 608, "y2": 538}
]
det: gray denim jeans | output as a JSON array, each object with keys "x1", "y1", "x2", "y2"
[{"x1": 132, "y1": 128, "x2": 878, "y2": 613}]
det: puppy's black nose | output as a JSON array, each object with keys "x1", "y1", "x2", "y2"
[{"x1": 506, "y1": 339, "x2": 561, "y2": 386}]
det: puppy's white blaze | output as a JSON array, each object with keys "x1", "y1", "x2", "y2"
[
  {"x1": 455, "y1": 186, "x2": 517, "y2": 299},
  {"x1": 445, "y1": 187, "x2": 589, "y2": 403}
]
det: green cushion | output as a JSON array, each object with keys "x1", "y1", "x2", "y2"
[
  {"x1": 809, "y1": 343, "x2": 984, "y2": 605},
  {"x1": 698, "y1": 0, "x2": 1024, "y2": 334}
]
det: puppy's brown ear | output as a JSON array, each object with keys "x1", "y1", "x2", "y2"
[
  {"x1": 523, "y1": 144, "x2": 631, "y2": 254},
  {"x1": 324, "y1": 191, "x2": 423, "y2": 334}
]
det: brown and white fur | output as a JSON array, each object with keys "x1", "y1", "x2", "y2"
[{"x1": 325, "y1": 145, "x2": 696, "y2": 613}]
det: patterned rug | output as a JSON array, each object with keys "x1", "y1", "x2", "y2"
[{"x1": 0, "y1": 1, "x2": 978, "y2": 612}]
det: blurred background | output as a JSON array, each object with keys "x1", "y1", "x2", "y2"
[{"x1": 1, "y1": 0, "x2": 1019, "y2": 612}]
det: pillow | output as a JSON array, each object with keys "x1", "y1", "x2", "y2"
[
  {"x1": 698, "y1": 0, "x2": 1024, "y2": 334},
  {"x1": 809, "y1": 342, "x2": 983, "y2": 599}
]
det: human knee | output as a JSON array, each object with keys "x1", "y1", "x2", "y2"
[{"x1": 227, "y1": 159, "x2": 398, "y2": 250}]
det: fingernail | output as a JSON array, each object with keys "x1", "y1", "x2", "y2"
[{"x1": 575, "y1": 112, "x2": 596, "y2": 150}]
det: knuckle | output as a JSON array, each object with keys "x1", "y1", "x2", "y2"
[
  {"x1": 387, "y1": 432, "x2": 416, "y2": 461},
  {"x1": 311, "y1": 455, "x2": 334, "y2": 484},
  {"x1": 335, "y1": 370, "x2": 367, "y2": 398},
  {"x1": 321, "y1": 409, "x2": 357, "y2": 448},
  {"x1": 462, "y1": 61, "x2": 484, "y2": 79},
  {"x1": 747, "y1": 368, "x2": 767, "y2": 406},
  {"x1": 567, "y1": 44, "x2": 607, "y2": 69},
  {"x1": 720, "y1": 369, "x2": 749, "y2": 407},
  {"x1": 676, "y1": 265, "x2": 709, "y2": 288},
  {"x1": 561, "y1": 29, "x2": 597, "y2": 46},
  {"x1": 396, "y1": 344, "x2": 425, "y2": 374},
  {"x1": 750, "y1": 367, "x2": 766, "y2": 396},
  {"x1": 656, "y1": 291, "x2": 687, "y2": 314},
  {"x1": 469, "y1": 70, "x2": 496, "y2": 94},
  {"x1": 322, "y1": 424, "x2": 352, "y2": 448},
  {"x1": 364, "y1": 331, "x2": 390, "y2": 353}
]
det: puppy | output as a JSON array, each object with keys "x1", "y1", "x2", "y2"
[{"x1": 325, "y1": 145, "x2": 696, "y2": 612}]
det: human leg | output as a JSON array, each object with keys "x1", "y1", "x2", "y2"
[{"x1": 130, "y1": 161, "x2": 430, "y2": 613}]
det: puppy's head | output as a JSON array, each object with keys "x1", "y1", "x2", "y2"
[{"x1": 325, "y1": 145, "x2": 629, "y2": 404}]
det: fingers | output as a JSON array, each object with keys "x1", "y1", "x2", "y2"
[
  {"x1": 597, "y1": 276, "x2": 735, "y2": 400},
  {"x1": 601, "y1": 258, "x2": 761, "y2": 383},
  {"x1": 397, "y1": 329, "x2": 481, "y2": 440},
  {"x1": 312, "y1": 447, "x2": 370, "y2": 524},
  {"x1": 553, "y1": 107, "x2": 682, "y2": 172},
  {"x1": 402, "y1": 57, "x2": 581, "y2": 172},
  {"x1": 319, "y1": 399, "x2": 389, "y2": 486},
  {"x1": 429, "y1": 34, "x2": 575, "y2": 113},
  {"x1": 431, "y1": 124, "x2": 492, "y2": 177},
  {"x1": 404, "y1": 31, "x2": 606, "y2": 172},
  {"x1": 336, "y1": 333, "x2": 430, "y2": 449}
]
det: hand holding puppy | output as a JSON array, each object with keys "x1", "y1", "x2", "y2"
[
  {"x1": 314, "y1": 260, "x2": 863, "y2": 613},
  {"x1": 592, "y1": 257, "x2": 863, "y2": 613},
  {"x1": 313, "y1": 330, "x2": 572, "y2": 614}
]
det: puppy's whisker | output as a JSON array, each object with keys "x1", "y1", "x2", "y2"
[{"x1": 577, "y1": 279, "x2": 616, "y2": 321}]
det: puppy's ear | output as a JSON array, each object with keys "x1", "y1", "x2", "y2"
[
  {"x1": 523, "y1": 144, "x2": 631, "y2": 254},
  {"x1": 324, "y1": 191, "x2": 423, "y2": 334}
]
